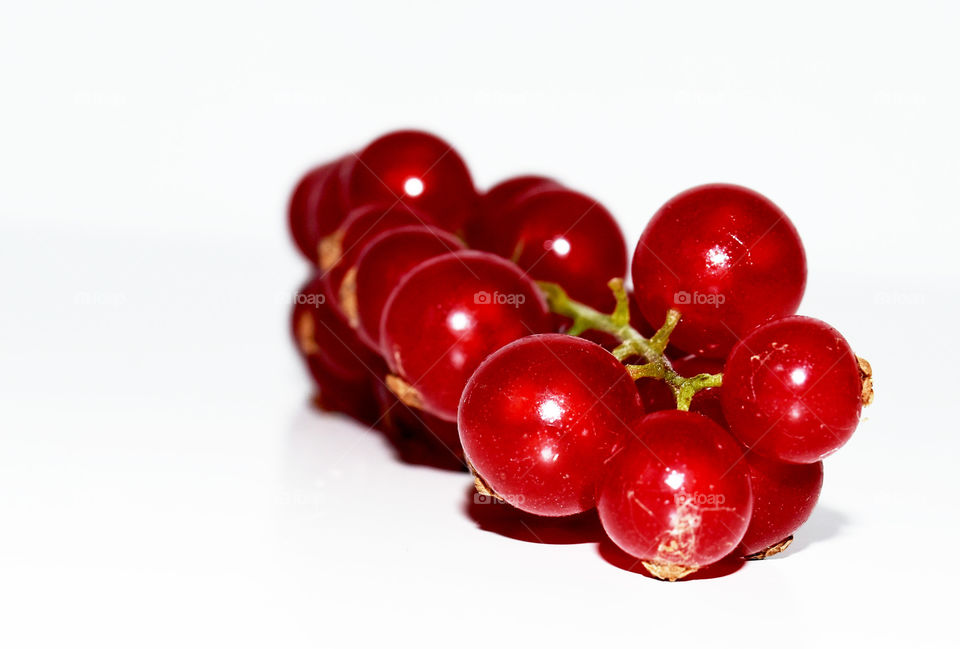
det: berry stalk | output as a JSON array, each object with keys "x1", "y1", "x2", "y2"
[{"x1": 537, "y1": 278, "x2": 722, "y2": 410}]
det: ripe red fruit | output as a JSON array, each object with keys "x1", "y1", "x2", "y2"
[
  {"x1": 466, "y1": 175, "x2": 562, "y2": 253},
  {"x1": 738, "y1": 453, "x2": 823, "y2": 557},
  {"x1": 721, "y1": 315, "x2": 864, "y2": 464},
  {"x1": 380, "y1": 251, "x2": 550, "y2": 422},
  {"x1": 292, "y1": 275, "x2": 379, "y2": 383},
  {"x1": 292, "y1": 275, "x2": 382, "y2": 422},
  {"x1": 344, "y1": 130, "x2": 477, "y2": 233},
  {"x1": 631, "y1": 184, "x2": 806, "y2": 358},
  {"x1": 503, "y1": 189, "x2": 628, "y2": 312},
  {"x1": 347, "y1": 225, "x2": 464, "y2": 352},
  {"x1": 320, "y1": 203, "x2": 435, "y2": 312},
  {"x1": 597, "y1": 410, "x2": 753, "y2": 580},
  {"x1": 458, "y1": 334, "x2": 645, "y2": 517},
  {"x1": 288, "y1": 157, "x2": 350, "y2": 264}
]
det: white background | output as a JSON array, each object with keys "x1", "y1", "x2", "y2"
[{"x1": 2, "y1": 1, "x2": 958, "y2": 647}]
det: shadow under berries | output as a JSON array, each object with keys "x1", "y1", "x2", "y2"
[{"x1": 463, "y1": 485, "x2": 605, "y2": 545}]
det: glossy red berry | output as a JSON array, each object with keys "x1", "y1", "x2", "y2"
[
  {"x1": 597, "y1": 410, "x2": 753, "y2": 579},
  {"x1": 348, "y1": 225, "x2": 464, "y2": 352},
  {"x1": 320, "y1": 203, "x2": 435, "y2": 312},
  {"x1": 292, "y1": 275, "x2": 378, "y2": 382},
  {"x1": 631, "y1": 184, "x2": 806, "y2": 358},
  {"x1": 459, "y1": 334, "x2": 645, "y2": 517},
  {"x1": 292, "y1": 275, "x2": 382, "y2": 421},
  {"x1": 380, "y1": 251, "x2": 550, "y2": 422},
  {"x1": 466, "y1": 175, "x2": 562, "y2": 253},
  {"x1": 344, "y1": 130, "x2": 477, "y2": 233},
  {"x1": 504, "y1": 189, "x2": 628, "y2": 311},
  {"x1": 721, "y1": 315, "x2": 863, "y2": 464},
  {"x1": 288, "y1": 157, "x2": 350, "y2": 264},
  {"x1": 738, "y1": 453, "x2": 823, "y2": 557}
]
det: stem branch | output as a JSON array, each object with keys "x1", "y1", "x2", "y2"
[{"x1": 538, "y1": 279, "x2": 722, "y2": 411}]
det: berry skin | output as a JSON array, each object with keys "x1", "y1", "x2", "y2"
[
  {"x1": 292, "y1": 275, "x2": 382, "y2": 422},
  {"x1": 344, "y1": 130, "x2": 477, "y2": 233},
  {"x1": 721, "y1": 315, "x2": 863, "y2": 464},
  {"x1": 466, "y1": 175, "x2": 562, "y2": 253},
  {"x1": 288, "y1": 157, "x2": 350, "y2": 264},
  {"x1": 504, "y1": 189, "x2": 628, "y2": 312},
  {"x1": 320, "y1": 203, "x2": 435, "y2": 312},
  {"x1": 458, "y1": 334, "x2": 645, "y2": 517},
  {"x1": 597, "y1": 410, "x2": 753, "y2": 580},
  {"x1": 631, "y1": 184, "x2": 806, "y2": 358},
  {"x1": 347, "y1": 225, "x2": 464, "y2": 352},
  {"x1": 738, "y1": 453, "x2": 823, "y2": 557},
  {"x1": 380, "y1": 251, "x2": 551, "y2": 422}
]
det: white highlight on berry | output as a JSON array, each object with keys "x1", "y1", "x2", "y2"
[
  {"x1": 403, "y1": 177, "x2": 424, "y2": 197},
  {"x1": 548, "y1": 237, "x2": 571, "y2": 256},
  {"x1": 665, "y1": 469, "x2": 686, "y2": 491},
  {"x1": 538, "y1": 398, "x2": 564, "y2": 423},
  {"x1": 447, "y1": 310, "x2": 471, "y2": 332}
]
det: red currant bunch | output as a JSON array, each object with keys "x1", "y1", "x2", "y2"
[{"x1": 286, "y1": 129, "x2": 873, "y2": 581}]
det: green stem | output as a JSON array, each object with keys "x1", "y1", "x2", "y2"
[{"x1": 537, "y1": 279, "x2": 723, "y2": 411}]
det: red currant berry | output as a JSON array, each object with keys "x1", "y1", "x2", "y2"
[
  {"x1": 380, "y1": 251, "x2": 551, "y2": 422},
  {"x1": 344, "y1": 130, "x2": 477, "y2": 233},
  {"x1": 505, "y1": 189, "x2": 628, "y2": 311},
  {"x1": 292, "y1": 274, "x2": 381, "y2": 385},
  {"x1": 466, "y1": 175, "x2": 562, "y2": 253},
  {"x1": 320, "y1": 203, "x2": 435, "y2": 312},
  {"x1": 288, "y1": 157, "x2": 350, "y2": 264},
  {"x1": 597, "y1": 410, "x2": 753, "y2": 580},
  {"x1": 347, "y1": 225, "x2": 464, "y2": 352},
  {"x1": 738, "y1": 453, "x2": 823, "y2": 557},
  {"x1": 721, "y1": 315, "x2": 864, "y2": 464},
  {"x1": 292, "y1": 275, "x2": 382, "y2": 422},
  {"x1": 631, "y1": 184, "x2": 806, "y2": 358},
  {"x1": 458, "y1": 334, "x2": 645, "y2": 517}
]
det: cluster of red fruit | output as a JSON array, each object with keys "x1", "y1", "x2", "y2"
[{"x1": 288, "y1": 130, "x2": 873, "y2": 581}]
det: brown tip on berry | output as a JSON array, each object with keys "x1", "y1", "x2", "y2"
[
  {"x1": 641, "y1": 561, "x2": 698, "y2": 582},
  {"x1": 295, "y1": 312, "x2": 320, "y2": 355},
  {"x1": 318, "y1": 229, "x2": 345, "y2": 269},
  {"x1": 385, "y1": 374, "x2": 425, "y2": 410},
  {"x1": 857, "y1": 356, "x2": 874, "y2": 406},
  {"x1": 744, "y1": 535, "x2": 794, "y2": 560},
  {"x1": 339, "y1": 266, "x2": 360, "y2": 328},
  {"x1": 466, "y1": 461, "x2": 499, "y2": 499}
]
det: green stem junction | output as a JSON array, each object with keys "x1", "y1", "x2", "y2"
[{"x1": 537, "y1": 278, "x2": 722, "y2": 411}]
